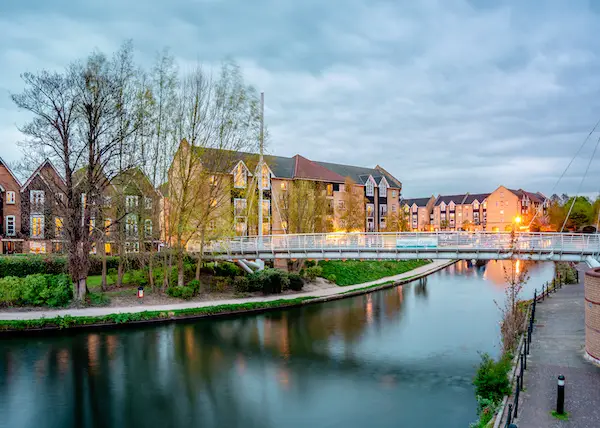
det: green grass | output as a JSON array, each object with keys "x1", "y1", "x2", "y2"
[
  {"x1": 0, "y1": 297, "x2": 318, "y2": 332},
  {"x1": 318, "y1": 259, "x2": 431, "y2": 286},
  {"x1": 86, "y1": 275, "x2": 115, "y2": 288},
  {"x1": 551, "y1": 411, "x2": 569, "y2": 420}
]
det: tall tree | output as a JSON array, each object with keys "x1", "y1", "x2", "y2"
[{"x1": 338, "y1": 177, "x2": 365, "y2": 232}]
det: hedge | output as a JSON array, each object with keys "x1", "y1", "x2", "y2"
[{"x1": 0, "y1": 274, "x2": 72, "y2": 307}]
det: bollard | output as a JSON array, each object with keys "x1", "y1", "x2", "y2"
[
  {"x1": 507, "y1": 403, "x2": 513, "y2": 425},
  {"x1": 557, "y1": 375, "x2": 565, "y2": 415},
  {"x1": 522, "y1": 349, "x2": 526, "y2": 371},
  {"x1": 542, "y1": 284, "x2": 545, "y2": 301}
]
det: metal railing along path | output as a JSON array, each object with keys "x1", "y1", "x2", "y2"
[{"x1": 203, "y1": 231, "x2": 600, "y2": 262}]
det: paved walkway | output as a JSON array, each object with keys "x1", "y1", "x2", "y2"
[
  {"x1": 0, "y1": 259, "x2": 454, "y2": 321},
  {"x1": 517, "y1": 264, "x2": 600, "y2": 427}
]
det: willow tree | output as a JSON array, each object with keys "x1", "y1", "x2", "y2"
[{"x1": 168, "y1": 62, "x2": 260, "y2": 287}]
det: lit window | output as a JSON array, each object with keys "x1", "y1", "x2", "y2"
[
  {"x1": 105, "y1": 243, "x2": 111, "y2": 254},
  {"x1": 6, "y1": 191, "x2": 15, "y2": 205},
  {"x1": 281, "y1": 220, "x2": 288, "y2": 230},
  {"x1": 5, "y1": 216, "x2": 15, "y2": 236},
  {"x1": 473, "y1": 201, "x2": 480, "y2": 210},
  {"x1": 280, "y1": 181, "x2": 288, "y2": 191},
  {"x1": 234, "y1": 162, "x2": 247, "y2": 188},
  {"x1": 31, "y1": 215, "x2": 44, "y2": 238},
  {"x1": 210, "y1": 198, "x2": 217, "y2": 207},
  {"x1": 209, "y1": 175, "x2": 217, "y2": 186},
  {"x1": 104, "y1": 218, "x2": 112, "y2": 235},
  {"x1": 365, "y1": 180, "x2": 374, "y2": 197},
  {"x1": 261, "y1": 164, "x2": 270, "y2": 190},
  {"x1": 262, "y1": 200, "x2": 270, "y2": 218},
  {"x1": 234, "y1": 198, "x2": 247, "y2": 216},
  {"x1": 125, "y1": 242, "x2": 140, "y2": 253},
  {"x1": 500, "y1": 210, "x2": 504, "y2": 215},
  {"x1": 326, "y1": 184, "x2": 334, "y2": 197},
  {"x1": 144, "y1": 219, "x2": 153, "y2": 237},
  {"x1": 29, "y1": 241, "x2": 46, "y2": 254},
  {"x1": 89, "y1": 218, "x2": 95, "y2": 235},
  {"x1": 366, "y1": 204, "x2": 374, "y2": 217},
  {"x1": 235, "y1": 217, "x2": 247, "y2": 236},
  {"x1": 55, "y1": 217, "x2": 63, "y2": 236}
]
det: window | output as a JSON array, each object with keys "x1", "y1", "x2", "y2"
[
  {"x1": 31, "y1": 215, "x2": 44, "y2": 238},
  {"x1": 144, "y1": 219, "x2": 153, "y2": 237},
  {"x1": 104, "y1": 243, "x2": 111, "y2": 255},
  {"x1": 145, "y1": 197, "x2": 152, "y2": 210},
  {"x1": 5, "y1": 216, "x2": 15, "y2": 236},
  {"x1": 440, "y1": 202, "x2": 446, "y2": 210},
  {"x1": 366, "y1": 203, "x2": 374, "y2": 218},
  {"x1": 380, "y1": 204, "x2": 387, "y2": 216},
  {"x1": 210, "y1": 198, "x2": 217, "y2": 207},
  {"x1": 339, "y1": 184, "x2": 345, "y2": 193},
  {"x1": 235, "y1": 217, "x2": 247, "y2": 236},
  {"x1": 500, "y1": 210, "x2": 504, "y2": 215},
  {"x1": 482, "y1": 201, "x2": 487, "y2": 209},
  {"x1": 55, "y1": 217, "x2": 63, "y2": 236},
  {"x1": 104, "y1": 218, "x2": 112, "y2": 236},
  {"x1": 234, "y1": 162, "x2": 247, "y2": 188},
  {"x1": 125, "y1": 242, "x2": 140, "y2": 253},
  {"x1": 391, "y1": 204, "x2": 397, "y2": 213},
  {"x1": 261, "y1": 164, "x2": 270, "y2": 190},
  {"x1": 365, "y1": 180, "x2": 374, "y2": 197},
  {"x1": 30, "y1": 190, "x2": 45, "y2": 210},
  {"x1": 6, "y1": 191, "x2": 15, "y2": 205},
  {"x1": 326, "y1": 184, "x2": 334, "y2": 197},
  {"x1": 379, "y1": 180, "x2": 388, "y2": 197},
  {"x1": 126, "y1": 195, "x2": 139, "y2": 210},
  {"x1": 29, "y1": 241, "x2": 46, "y2": 254},
  {"x1": 473, "y1": 201, "x2": 480, "y2": 210},
  {"x1": 280, "y1": 181, "x2": 288, "y2": 191},
  {"x1": 56, "y1": 193, "x2": 65, "y2": 206},
  {"x1": 102, "y1": 196, "x2": 111, "y2": 207},
  {"x1": 380, "y1": 218, "x2": 386, "y2": 229},
  {"x1": 262, "y1": 220, "x2": 270, "y2": 236},
  {"x1": 89, "y1": 218, "x2": 95, "y2": 235},
  {"x1": 209, "y1": 175, "x2": 217, "y2": 186},
  {"x1": 126, "y1": 214, "x2": 138, "y2": 237},
  {"x1": 262, "y1": 200, "x2": 270, "y2": 218},
  {"x1": 234, "y1": 198, "x2": 247, "y2": 216},
  {"x1": 281, "y1": 220, "x2": 288, "y2": 230},
  {"x1": 392, "y1": 190, "x2": 397, "y2": 198},
  {"x1": 449, "y1": 201, "x2": 455, "y2": 211}
]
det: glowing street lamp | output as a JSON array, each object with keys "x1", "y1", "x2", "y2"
[{"x1": 514, "y1": 216, "x2": 522, "y2": 225}]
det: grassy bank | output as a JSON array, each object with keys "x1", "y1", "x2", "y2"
[
  {"x1": 319, "y1": 259, "x2": 431, "y2": 286},
  {"x1": 0, "y1": 297, "x2": 317, "y2": 332}
]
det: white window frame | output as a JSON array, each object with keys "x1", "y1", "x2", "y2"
[
  {"x1": 126, "y1": 195, "x2": 139, "y2": 210},
  {"x1": 234, "y1": 198, "x2": 247, "y2": 217},
  {"x1": 391, "y1": 190, "x2": 397, "y2": 198},
  {"x1": 144, "y1": 219, "x2": 153, "y2": 237},
  {"x1": 440, "y1": 202, "x2": 446, "y2": 210},
  {"x1": 366, "y1": 203, "x2": 374, "y2": 218},
  {"x1": 145, "y1": 197, "x2": 153, "y2": 210},
  {"x1": 380, "y1": 204, "x2": 387, "y2": 217},
  {"x1": 55, "y1": 216, "x2": 64, "y2": 236},
  {"x1": 234, "y1": 162, "x2": 247, "y2": 189},
  {"x1": 365, "y1": 180, "x2": 374, "y2": 197},
  {"x1": 6, "y1": 191, "x2": 15, "y2": 205},
  {"x1": 126, "y1": 213, "x2": 138, "y2": 237},
  {"x1": 30, "y1": 190, "x2": 45, "y2": 206},
  {"x1": 30, "y1": 215, "x2": 44, "y2": 238},
  {"x1": 235, "y1": 216, "x2": 247, "y2": 236},
  {"x1": 262, "y1": 199, "x2": 270, "y2": 218},
  {"x1": 260, "y1": 164, "x2": 271, "y2": 190},
  {"x1": 5, "y1": 215, "x2": 15, "y2": 236},
  {"x1": 379, "y1": 178, "x2": 388, "y2": 198}
]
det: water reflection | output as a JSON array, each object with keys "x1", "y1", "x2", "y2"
[{"x1": 0, "y1": 260, "x2": 554, "y2": 428}]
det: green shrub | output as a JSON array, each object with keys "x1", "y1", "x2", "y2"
[
  {"x1": 473, "y1": 353, "x2": 511, "y2": 403},
  {"x1": 469, "y1": 396, "x2": 498, "y2": 428},
  {"x1": 200, "y1": 262, "x2": 216, "y2": 275},
  {"x1": 214, "y1": 262, "x2": 242, "y2": 278},
  {"x1": 0, "y1": 276, "x2": 23, "y2": 306},
  {"x1": 214, "y1": 277, "x2": 231, "y2": 292},
  {"x1": 304, "y1": 260, "x2": 316, "y2": 268},
  {"x1": 248, "y1": 269, "x2": 289, "y2": 294},
  {"x1": 45, "y1": 274, "x2": 73, "y2": 307},
  {"x1": 22, "y1": 274, "x2": 49, "y2": 306},
  {"x1": 326, "y1": 274, "x2": 337, "y2": 283},
  {"x1": 188, "y1": 279, "x2": 202, "y2": 293},
  {"x1": 166, "y1": 286, "x2": 194, "y2": 300},
  {"x1": 288, "y1": 273, "x2": 304, "y2": 291},
  {"x1": 233, "y1": 276, "x2": 250, "y2": 293},
  {"x1": 303, "y1": 266, "x2": 323, "y2": 281}
]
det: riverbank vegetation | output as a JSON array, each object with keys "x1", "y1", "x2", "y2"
[{"x1": 317, "y1": 259, "x2": 431, "y2": 286}]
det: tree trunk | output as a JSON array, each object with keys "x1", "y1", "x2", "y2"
[
  {"x1": 148, "y1": 247, "x2": 155, "y2": 292},
  {"x1": 162, "y1": 250, "x2": 170, "y2": 291},
  {"x1": 75, "y1": 277, "x2": 87, "y2": 302},
  {"x1": 177, "y1": 246, "x2": 184, "y2": 287},
  {"x1": 117, "y1": 256, "x2": 124, "y2": 287},
  {"x1": 195, "y1": 230, "x2": 205, "y2": 281}
]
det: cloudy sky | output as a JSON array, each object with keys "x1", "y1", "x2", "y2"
[{"x1": 2, "y1": 0, "x2": 600, "y2": 198}]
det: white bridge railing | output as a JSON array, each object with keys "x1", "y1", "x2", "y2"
[{"x1": 204, "y1": 232, "x2": 600, "y2": 262}]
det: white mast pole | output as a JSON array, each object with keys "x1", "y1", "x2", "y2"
[{"x1": 258, "y1": 92, "x2": 264, "y2": 239}]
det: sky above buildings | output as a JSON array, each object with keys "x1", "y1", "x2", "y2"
[{"x1": 2, "y1": 0, "x2": 600, "y2": 198}]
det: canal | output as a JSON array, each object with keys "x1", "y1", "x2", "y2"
[{"x1": 0, "y1": 260, "x2": 554, "y2": 428}]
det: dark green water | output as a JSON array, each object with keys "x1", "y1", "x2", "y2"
[{"x1": 0, "y1": 260, "x2": 554, "y2": 428}]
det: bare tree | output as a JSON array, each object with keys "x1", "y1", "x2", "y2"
[{"x1": 338, "y1": 177, "x2": 366, "y2": 232}]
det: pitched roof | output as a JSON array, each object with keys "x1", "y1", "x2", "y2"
[
  {"x1": 0, "y1": 157, "x2": 22, "y2": 187},
  {"x1": 194, "y1": 147, "x2": 295, "y2": 178},
  {"x1": 20, "y1": 159, "x2": 65, "y2": 191},
  {"x1": 508, "y1": 189, "x2": 546, "y2": 203},
  {"x1": 463, "y1": 193, "x2": 490, "y2": 204},
  {"x1": 293, "y1": 155, "x2": 346, "y2": 182},
  {"x1": 315, "y1": 161, "x2": 401, "y2": 188},
  {"x1": 435, "y1": 194, "x2": 468, "y2": 206},
  {"x1": 402, "y1": 197, "x2": 432, "y2": 207}
]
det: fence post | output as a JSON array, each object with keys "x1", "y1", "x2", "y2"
[
  {"x1": 507, "y1": 403, "x2": 513, "y2": 426},
  {"x1": 514, "y1": 376, "x2": 520, "y2": 418},
  {"x1": 522, "y1": 350, "x2": 526, "y2": 372}
]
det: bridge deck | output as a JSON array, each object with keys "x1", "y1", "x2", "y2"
[{"x1": 204, "y1": 232, "x2": 600, "y2": 263}]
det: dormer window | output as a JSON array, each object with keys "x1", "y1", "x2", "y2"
[
  {"x1": 379, "y1": 178, "x2": 388, "y2": 198},
  {"x1": 365, "y1": 179, "x2": 374, "y2": 197},
  {"x1": 260, "y1": 164, "x2": 271, "y2": 190},
  {"x1": 440, "y1": 202, "x2": 446, "y2": 210},
  {"x1": 234, "y1": 162, "x2": 247, "y2": 188},
  {"x1": 449, "y1": 201, "x2": 455, "y2": 211},
  {"x1": 473, "y1": 200, "x2": 480, "y2": 210}
]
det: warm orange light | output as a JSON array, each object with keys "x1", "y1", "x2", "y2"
[{"x1": 514, "y1": 216, "x2": 522, "y2": 224}]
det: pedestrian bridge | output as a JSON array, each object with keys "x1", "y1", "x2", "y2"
[{"x1": 205, "y1": 232, "x2": 600, "y2": 266}]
